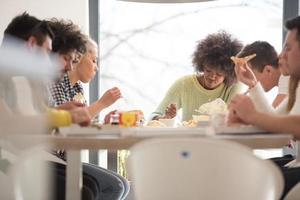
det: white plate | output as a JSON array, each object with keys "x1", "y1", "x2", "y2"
[
  {"x1": 59, "y1": 124, "x2": 121, "y2": 136},
  {"x1": 121, "y1": 127, "x2": 213, "y2": 137},
  {"x1": 215, "y1": 125, "x2": 268, "y2": 135},
  {"x1": 59, "y1": 125, "x2": 215, "y2": 137}
]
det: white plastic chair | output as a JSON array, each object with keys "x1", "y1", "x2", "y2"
[
  {"x1": 284, "y1": 182, "x2": 300, "y2": 200},
  {"x1": 11, "y1": 76, "x2": 37, "y2": 115},
  {"x1": 127, "y1": 137, "x2": 284, "y2": 200},
  {"x1": 8, "y1": 145, "x2": 53, "y2": 200},
  {"x1": 0, "y1": 169, "x2": 15, "y2": 200},
  {"x1": 0, "y1": 98, "x2": 12, "y2": 114}
]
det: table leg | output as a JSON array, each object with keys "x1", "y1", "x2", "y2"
[
  {"x1": 108, "y1": 150, "x2": 118, "y2": 172},
  {"x1": 89, "y1": 150, "x2": 99, "y2": 165},
  {"x1": 295, "y1": 141, "x2": 300, "y2": 162},
  {"x1": 66, "y1": 150, "x2": 82, "y2": 200}
]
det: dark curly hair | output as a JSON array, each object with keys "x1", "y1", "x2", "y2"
[
  {"x1": 192, "y1": 31, "x2": 243, "y2": 86},
  {"x1": 49, "y1": 19, "x2": 87, "y2": 55}
]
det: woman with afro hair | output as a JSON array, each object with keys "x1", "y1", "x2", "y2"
[{"x1": 151, "y1": 31, "x2": 244, "y2": 121}]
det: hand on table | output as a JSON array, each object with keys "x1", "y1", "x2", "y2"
[
  {"x1": 228, "y1": 95, "x2": 257, "y2": 125},
  {"x1": 70, "y1": 107, "x2": 91, "y2": 126},
  {"x1": 103, "y1": 110, "x2": 117, "y2": 124}
]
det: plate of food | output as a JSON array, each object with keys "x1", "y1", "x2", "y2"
[
  {"x1": 215, "y1": 124, "x2": 269, "y2": 135},
  {"x1": 195, "y1": 98, "x2": 228, "y2": 115},
  {"x1": 122, "y1": 126, "x2": 211, "y2": 137},
  {"x1": 194, "y1": 98, "x2": 228, "y2": 127}
]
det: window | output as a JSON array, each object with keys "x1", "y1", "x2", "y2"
[{"x1": 99, "y1": 0, "x2": 282, "y2": 120}]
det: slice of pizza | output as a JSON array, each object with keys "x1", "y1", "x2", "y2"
[{"x1": 231, "y1": 53, "x2": 256, "y2": 66}]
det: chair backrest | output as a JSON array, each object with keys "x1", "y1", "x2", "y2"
[
  {"x1": 284, "y1": 182, "x2": 300, "y2": 200},
  {"x1": 7, "y1": 145, "x2": 53, "y2": 200},
  {"x1": 0, "y1": 76, "x2": 48, "y2": 135},
  {"x1": 0, "y1": 171, "x2": 15, "y2": 199},
  {"x1": 11, "y1": 76, "x2": 37, "y2": 115},
  {"x1": 0, "y1": 98, "x2": 12, "y2": 114},
  {"x1": 128, "y1": 137, "x2": 284, "y2": 200}
]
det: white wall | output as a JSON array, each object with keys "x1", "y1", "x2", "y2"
[
  {"x1": 0, "y1": 0, "x2": 90, "y2": 162},
  {"x1": 0, "y1": 0, "x2": 89, "y2": 41}
]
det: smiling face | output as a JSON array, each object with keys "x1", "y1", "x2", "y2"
[
  {"x1": 280, "y1": 29, "x2": 300, "y2": 78},
  {"x1": 201, "y1": 67, "x2": 225, "y2": 89}
]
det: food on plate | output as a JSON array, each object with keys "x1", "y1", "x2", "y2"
[
  {"x1": 192, "y1": 115, "x2": 210, "y2": 121},
  {"x1": 182, "y1": 119, "x2": 198, "y2": 127},
  {"x1": 182, "y1": 115, "x2": 211, "y2": 127},
  {"x1": 73, "y1": 93, "x2": 85, "y2": 104},
  {"x1": 195, "y1": 98, "x2": 228, "y2": 115},
  {"x1": 145, "y1": 120, "x2": 167, "y2": 127},
  {"x1": 230, "y1": 53, "x2": 256, "y2": 66}
]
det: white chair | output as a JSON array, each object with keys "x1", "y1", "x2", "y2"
[
  {"x1": 0, "y1": 76, "x2": 48, "y2": 135},
  {"x1": 0, "y1": 98, "x2": 12, "y2": 114},
  {"x1": 7, "y1": 145, "x2": 53, "y2": 200},
  {"x1": 284, "y1": 182, "x2": 300, "y2": 200},
  {"x1": 127, "y1": 137, "x2": 284, "y2": 200},
  {"x1": 11, "y1": 76, "x2": 37, "y2": 115},
  {"x1": 0, "y1": 171, "x2": 15, "y2": 200}
]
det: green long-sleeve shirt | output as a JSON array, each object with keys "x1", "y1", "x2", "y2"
[{"x1": 152, "y1": 75, "x2": 244, "y2": 121}]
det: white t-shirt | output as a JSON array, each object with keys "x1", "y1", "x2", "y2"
[
  {"x1": 248, "y1": 82, "x2": 294, "y2": 114},
  {"x1": 278, "y1": 75, "x2": 290, "y2": 94},
  {"x1": 249, "y1": 82, "x2": 300, "y2": 157}
]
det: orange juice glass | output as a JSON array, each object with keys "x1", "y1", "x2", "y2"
[{"x1": 119, "y1": 112, "x2": 137, "y2": 127}]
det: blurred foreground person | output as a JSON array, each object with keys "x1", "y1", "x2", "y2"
[{"x1": 229, "y1": 16, "x2": 300, "y2": 199}]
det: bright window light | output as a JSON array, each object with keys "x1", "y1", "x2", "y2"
[{"x1": 99, "y1": 0, "x2": 282, "y2": 120}]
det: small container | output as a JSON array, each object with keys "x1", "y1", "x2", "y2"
[
  {"x1": 119, "y1": 112, "x2": 137, "y2": 127},
  {"x1": 110, "y1": 113, "x2": 120, "y2": 125}
]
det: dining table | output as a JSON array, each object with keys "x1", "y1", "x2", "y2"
[{"x1": 1, "y1": 124, "x2": 294, "y2": 200}]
